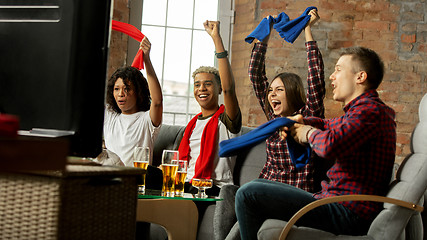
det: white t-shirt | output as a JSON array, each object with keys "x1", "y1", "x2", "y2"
[
  {"x1": 187, "y1": 111, "x2": 241, "y2": 187},
  {"x1": 103, "y1": 109, "x2": 161, "y2": 166}
]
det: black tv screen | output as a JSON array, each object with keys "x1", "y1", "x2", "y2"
[{"x1": 0, "y1": 0, "x2": 112, "y2": 157}]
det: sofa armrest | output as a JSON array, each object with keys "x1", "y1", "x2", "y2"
[{"x1": 279, "y1": 195, "x2": 424, "y2": 240}]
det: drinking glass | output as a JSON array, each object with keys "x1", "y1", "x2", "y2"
[
  {"x1": 133, "y1": 146, "x2": 150, "y2": 194},
  {"x1": 161, "y1": 150, "x2": 179, "y2": 197},
  {"x1": 174, "y1": 160, "x2": 188, "y2": 197},
  {"x1": 191, "y1": 178, "x2": 213, "y2": 198}
]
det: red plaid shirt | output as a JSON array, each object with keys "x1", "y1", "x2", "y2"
[
  {"x1": 249, "y1": 41, "x2": 325, "y2": 192},
  {"x1": 307, "y1": 90, "x2": 396, "y2": 221}
]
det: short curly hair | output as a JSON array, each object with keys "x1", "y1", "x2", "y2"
[
  {"x1": 192, "y1": 66, "x2": 221, "y2": 86},
  {"x1": 106, "y1": 66, "x2": 151, "y2": 113}
]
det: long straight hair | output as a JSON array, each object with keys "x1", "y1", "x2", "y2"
[{"x1": 264, "y1": 72, "x2": 306, "y2": 119}]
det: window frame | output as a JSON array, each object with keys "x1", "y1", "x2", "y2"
[{"x1": 128, "y1": 0, "x2": 234, "y2": 125}]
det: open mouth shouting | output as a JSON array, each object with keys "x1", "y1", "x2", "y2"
[{"x1": 271, "y1": 99, "x2": 281, "y2": 112}]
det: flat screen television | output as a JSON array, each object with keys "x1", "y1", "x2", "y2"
[{"x1": 0, "y1": 0, "x2": 112, "y2": 158}]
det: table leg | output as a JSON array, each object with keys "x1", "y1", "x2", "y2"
[{"x1": 136, "y1": 199, "x2": 199, "y2": 240}]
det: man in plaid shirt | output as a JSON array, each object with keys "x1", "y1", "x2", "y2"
[{"x1": 235, "y1": 46, "x2": 396, "y2": 239}]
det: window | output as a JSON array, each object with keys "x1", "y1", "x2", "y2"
[{"x1": 130, "y1": 0, "x2": 234, "y2": 125}]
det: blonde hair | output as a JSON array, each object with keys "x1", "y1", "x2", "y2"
[{"x1": 192, "y1": 66, "x2": 221, "y2": 85}]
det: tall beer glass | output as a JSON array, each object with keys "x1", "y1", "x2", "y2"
[
  {"x1": 161, "y1": 150, "x2": 179, "y2": 197},
  {"x1": 133, "y1": 146, "x2": 150, "y2": 194},
  {"x1": 175, "y1": 160, "x2": 188, "y2": 197}
]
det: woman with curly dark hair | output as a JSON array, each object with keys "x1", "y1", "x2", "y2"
[{"x1": 103, "y1": 36, "x2": 162, "y2": 166}]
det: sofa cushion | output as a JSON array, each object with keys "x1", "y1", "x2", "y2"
[
  {"x1": 233, "y1": 126, "x2": 266, "y2": 186},
  {"x1": 152, "y1": 124, "x2": 185, "y2": 166}
]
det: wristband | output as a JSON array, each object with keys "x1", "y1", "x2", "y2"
[{"x1": 215, "y1": 51, "x2": 228, "y2": 59}]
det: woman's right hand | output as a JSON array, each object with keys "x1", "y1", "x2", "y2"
[
  {"x1": 257, "y1": 14, "x2": 277, "y2": 44},
  {"x1": 139, "y1": 36, "x2": 151, "y2": 58}
]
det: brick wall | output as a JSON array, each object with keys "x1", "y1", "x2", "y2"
[
  {"x1": 231, "y1": 0, "x2": 427, "y2": 163},
  {"x1": 108, "y1": 0, "x2": 129, "y2": 79}
]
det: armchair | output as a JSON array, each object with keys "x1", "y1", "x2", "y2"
[{"x1": 257, "y1": 93, "x2": 427, "y2": 240}]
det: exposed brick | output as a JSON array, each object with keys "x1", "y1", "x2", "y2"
[
  {"x1": 389, "y1": 103, "x2": 405, "y2": 113},
  {"x1": 404, "y1": 72, "x2": 422, "y2": 83},
  {"x1": 396, "y1": 132, "x2": 411, "y2": 145},
  {"x1": 401, "y1": 11, "x2": 424, "y2": 22},
  {"x1": 401, "y1": 33, "x2": 417, "y2": 43},
  {"x1": 395, "y1": 145, "x2": 403, "y2": 157},
  {"x1": 355, "y1": 21, "x2": 389, "y2": 31},
  {"x1": 330, "y1": 12, "x2": 360, "y2": 22},
  {"x1": 380, "y1": 12, "x2": 398, "y2": 22},
  {"x1": 390, "y1": 61, "x2": 415, "y2": 72},
  {"x1": 328, "y1": 40, "x2": 355, "y2": 49},
  {"x1": 357, "y1": 41, "x2": 396, "y2": 52},
  {"x1": 396, "y1": 111, "x2": 417, "y2": 124},
  {"x1": 321, "y1": 1, "x2": 356, "y2": 11},
  {"x1": 402, "y1": 23, "x2": 417, "y2": 32},
  {"x1": 400, "y1": 43, "x2": 414, "y2": 52},
  {"x1": 355, "y1": 1, "x2": 390, "y2": 13},
  {"x1": 400, "y1": 93, "x2": 420, "y2": 105},
  {"x1": 401, "y1": 143, "x2": 411, "y2": 156},
  {"x1": 320, "y1": 12, "x2": 333, "y2": 22},
  {"x1": 418, "y1": 23, "x2": 427, "y2": 32},
  {"x1": 260, "y1": 1, "x2": 287, "y2": 10},
  {"x1": 418, "y1": 43, "x2": 427, "y2": 53},
  {"x1": 328, "y1": 31, "x2": 353, "y2": 41},
  {"x1": 389, "y1": 23, "x2": 398, "y2": 32},
  {"x1": 378, "y1": 90, "x2": 399, "y2": 102},
  {"x1": 398, "y1": 122, "x2": 417, "y2": 134},
  {"x1": 362, "y1": 30, "x2": 381, "y2": 41},
  {"x1": 380, "y1": 51, "x2": 398, "y2": 62}
]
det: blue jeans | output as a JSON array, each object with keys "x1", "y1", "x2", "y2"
[{"x1": 235, "y1": 179, "x2": 369, "y2": 240}]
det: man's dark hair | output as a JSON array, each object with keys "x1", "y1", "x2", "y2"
[
  {"x1": 106, "y1": 66, "x2": 151, "y2": 113},
  {"x1": 340, "y1": 47, "x2": 384, "y2": 89}
]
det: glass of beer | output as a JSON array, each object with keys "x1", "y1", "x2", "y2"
[
  {"x1": 175, "y1": 160, "x2": 188, "y2": 197},
  {"x1": 161, "y1": 150, "x2": 179, "y2": 197},
  {"x1": 133, "y1": 146, "x2": 150, "y2": 194}
]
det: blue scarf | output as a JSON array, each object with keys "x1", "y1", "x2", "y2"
[
  {"x1": 219, "y1": 117, "x2": 311, "y2": 169},
  {"x1": 245, "y1": 12, "x2": 289, "y2": 44},
  {"x1": 245, "y1": 6, "x2": 317, "y2": 44}
]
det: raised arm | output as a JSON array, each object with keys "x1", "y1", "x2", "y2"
[
  {"x1": 140, "y1": 37, "x2": 163, "y2": 127},
  {"x1": 304, "y1": 9, "x2": 319, "y2": 42},
  {"x1": 249, "y1": 15, "x2": 278, "y2": 120},
  {"x1": 302, "y1": 9, "x2": 325, "y2": 118},
  {"x1": 203, "y1": 20, "x2": 240, "y2": 120}
]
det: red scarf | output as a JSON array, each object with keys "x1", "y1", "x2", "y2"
[
  {"x1": 111, "y1": 20, "x2": 145, "y2": 70},
  {"x1": 178, "y1": 105, "x2": 225, "y2": 180}
]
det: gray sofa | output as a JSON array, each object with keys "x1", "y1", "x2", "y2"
[
  {"x1": 149, "y1": 124, "x2": 266, "y2": 240},
  {"x1": 147, "y1": 119, "x2": 427, "y2": 240}
]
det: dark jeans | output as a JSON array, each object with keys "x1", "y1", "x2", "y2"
[{"x1": 235, "y1": 179, "x2": 369, "y2": 240}]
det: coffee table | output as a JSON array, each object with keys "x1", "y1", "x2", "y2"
[{"x1": 137, "y1": 190, "x2": 222, "y2": 240}]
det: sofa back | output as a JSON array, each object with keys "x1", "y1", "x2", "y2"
[{"x1": 152, "y1": 125, "x2": 266, "y2": 187}]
